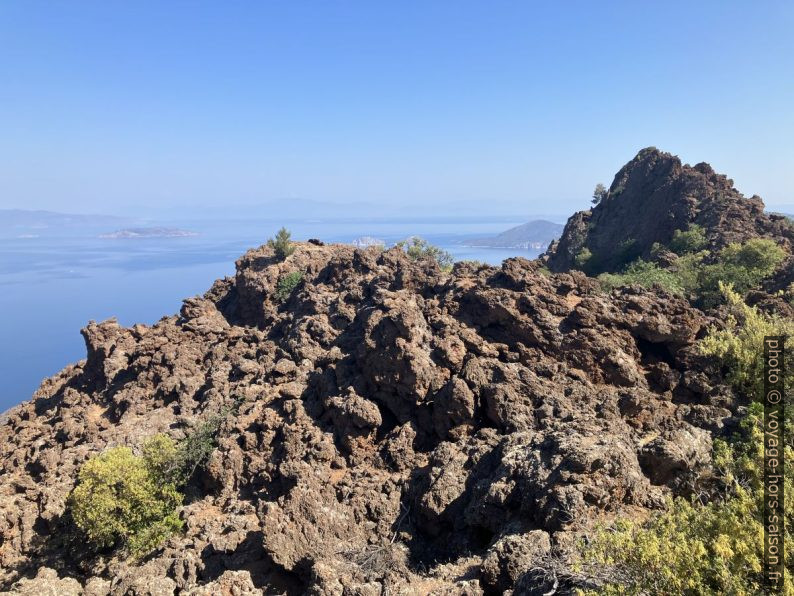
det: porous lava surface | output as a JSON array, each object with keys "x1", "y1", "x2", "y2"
[
  {"x1": 1, "y1": 241, "x2": 740, "y2": 594},
  {"x1": 546, "y1": 147, "x2": 794, "y2": 274}
]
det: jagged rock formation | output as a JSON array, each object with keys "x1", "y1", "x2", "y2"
[
  {"x1": 0, "y1": 239, "x2": 740, "y2": 594},
  {"x1": 546, "y1": 147, "x2": 794, "y2": 274}
]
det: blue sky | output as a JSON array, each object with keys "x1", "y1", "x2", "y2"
[{"x1": 1, "y1": 1, "x2": 792, "y2": 216}]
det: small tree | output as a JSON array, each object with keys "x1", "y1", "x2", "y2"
[
  {"x1": 592, "y1": 183, "x2": 607, "y2": 205},
  {"x1": 275, "y1": 271, "x2": 304, "y2": 302},
  {"x1": 267, "y1": 227, "x2": 295, "y2": 260}
]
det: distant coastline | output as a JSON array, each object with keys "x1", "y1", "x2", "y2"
[
  {"x1": 461, "y1": 219, "x2": 564, "y2": 250},
  {"x1": 99, "y1": 227, "x2": 199, "y2": 239}
]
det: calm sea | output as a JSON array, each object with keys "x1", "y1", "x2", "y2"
[{"x1": 0, "y1": 218, "x2": 541, "y2": 412}]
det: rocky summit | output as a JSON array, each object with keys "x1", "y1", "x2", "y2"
[
  {"x1": 0, "y1": 235, "x2": 742, "y2": 594},
  {"x1": 546, "y1": 147, "x2": 794, "y2": 274}
]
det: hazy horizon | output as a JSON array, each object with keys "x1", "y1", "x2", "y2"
[
  {"x1": 0, "y1": 201, "x2": 574, "y2": 223},
  {"x1": 1, "y1": 2, "x2": 793, "y2": 216}
]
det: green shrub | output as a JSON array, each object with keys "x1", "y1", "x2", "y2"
[
  {"x1": 577, "y1": 290, "x2": 794, "y2": 594},
  {"x1": 275, "y1": 271, "x2": 303, "y2": 302},
  {"x1": 670, "y1": 250, "x2": 708, "y2": 296},
  {"x1": 167, "y1": 411, "x2": 228, "y2": 484},
  {"x1": 699, "y1": 283, "x2": 794, "y2": 403},
  {"x1": 669, "y1": 224, "x2": 708, "y2": 255},
  {"x1": 577, "y1": 484, "x2": 775, "y2": 594},
  {"x1": 574, "y1": 247, "x2": 593, "y2": 270},
  {"x1": 267, "y1": 227, "x2": 296, "y2": 260},
  {"x1": 697, "y1": 238, "x2": 786, "y2": 307},
  {"x1": 649, "y1": 241, "x2": 666, "y2": 257},
  {"x1": 578, "y1": 402, "x2": 793, "y2": 595},
  {"x1": 397, "y1": 237, "x2": 454, "y2": 270},
  {"x1": 593, "y1": 238, "x2": 786, "y2": 308},
  {"x1": 141, "y1": 433, "x2": 180, "y2": 482},
  {"x1": 616, "y1": 238, "x2": 641, "y2": 267},
  {"x1": 722, "y1": 237, "x2": 786, "y2": 273},
  {"x1": 536, "y1": 265, "x2": 552, "y2": 277},
  {"x1": 69, "y1": 436, "x2": 183, "y2": 559},
  {"x1": 68, "y1": 407, "x2": 235, "y2": 560},
  {"x1": 597, "y1": 259, "x2": 684, "y2": 295}
]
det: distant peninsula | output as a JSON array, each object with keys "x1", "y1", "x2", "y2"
[
  {"x1": 465, "y1": 219, "x2": 564, "y2": 249},
  {"x1": 99, "y1": 227, "x2": 198, "y2": 239}
]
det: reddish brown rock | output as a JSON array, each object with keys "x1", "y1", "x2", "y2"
[
  {"x1": 546, "y1": 147, "x2": 794, "y2": 274},
  {"x1": 0, "y1": 241, "x2": 738, "y2": 594}
]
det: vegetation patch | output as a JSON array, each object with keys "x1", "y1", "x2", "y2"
[
  {"x1": 592, "y1": 183, "x2": 607, "y2": 205},
  {"x1": 597, "y1": 259, "x2": 685, "y2": 295},
  {"x1": 267, "y1": 226, "x2": 296, "y2": 260},
  {"x1": 669, "y1": 224, "x2": 708, "y2": 255},
  {"x1": 700, "y1": 283, "x2": 794, "y2": 405},
  {"x1": 616, "y1": 237, "x2": 641, "y2": 266},
  {"x1": 595, "y1": 237, "x2": 786, "y2": 308},
  {"x1": 696, "y1": 238, "x2": 786, "y2": 307},
  {"x1": 574, "y1": 247, "x2": 593, "y2": 271},
  {"x1": 397, "y1": 237, "x2": 454, "y2": 271},
  {"x1": 68, "y1": 436, "x2": 183, "y2": 560},
  {"x1": 68, "y1": 409, "x2": 232, "y2": 560},
  {"x1": 275, "y1": 271, "x2": 303, "y2": 302},
  {"x1": 577, "y1": 286, "x2": 794, "y2": 594}
]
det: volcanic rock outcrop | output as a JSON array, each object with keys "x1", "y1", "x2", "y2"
[
  {"x1": 546, "y1": 147, "x2": 794, "y2": 274},
  {"x1": 0, "y1": 237, "x2": 740, "y2": 594}
]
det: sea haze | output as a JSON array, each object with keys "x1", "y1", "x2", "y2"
[{"x1": 0, "y1": 215, "x2": 551, "y2": 412}]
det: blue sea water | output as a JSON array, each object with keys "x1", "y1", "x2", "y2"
[{"x1": 0, "y1": 218, "x2": 541, "y2": 413}]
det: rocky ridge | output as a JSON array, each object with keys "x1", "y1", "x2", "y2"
[
  {"x1": 0, "y1": 236, "x2": 740, "y2": 594},
  {"x1": 545, "y1": 147, "x2": 794, "y2": 274}
]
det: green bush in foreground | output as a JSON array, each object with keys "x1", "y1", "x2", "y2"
[
  {"x1": 69, "y1": 436, "x2": 183, "y2": 559},
  {"x1": 69, "y1": 409, "x2": 233, "y2": 560},
  {"x1": 577, "y1": 287, "x2": 793, "y2": 594},
  {"x1": 578, "y1": 404, "x2": 793, "y2": 595},
  {"x1": 700, "y1": 283, "x2": 794, "y2": 404},
  {"x1": 275, "y1": 271, "x2": 303, "y2": 302},
  {"x1": 267, "y1": 226, "x2": 295, "y2": 260}
]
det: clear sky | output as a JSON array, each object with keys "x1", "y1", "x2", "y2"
[{"x1": 1, "y1": 1, "x2": 792, "y2": 217}]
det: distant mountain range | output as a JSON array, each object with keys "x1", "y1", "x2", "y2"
[{"x1": 464, "y1": 220, "x2": 564, "y2": 249}]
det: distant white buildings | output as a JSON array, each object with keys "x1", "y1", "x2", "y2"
[{"x1": 350, "y1": 236, "x2": 386, "y2": 249}]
